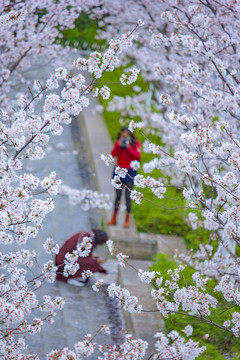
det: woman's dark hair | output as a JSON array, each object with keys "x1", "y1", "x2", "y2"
[
  {"x1": 117, "y1": 126, "x2": 137, "y2": 145},
  {"x1": 92, "y1": 228, "x2": 108, "y2": 245}
]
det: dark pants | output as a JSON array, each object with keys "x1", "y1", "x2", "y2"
[{"x1": 113, "y1": 169, "x2": 136, "y2": 214}]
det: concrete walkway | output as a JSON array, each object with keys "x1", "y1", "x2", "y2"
[
  {"x1": 12, "y1": 55, "x2": 122, "y2": 358},
  {"x1": 79, "y1": 97, "x2": 186, "y2": 357}
]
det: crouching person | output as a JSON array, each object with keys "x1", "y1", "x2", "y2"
[{"x1": 55, "y1": 229, "x2": 108, "y2": 287}]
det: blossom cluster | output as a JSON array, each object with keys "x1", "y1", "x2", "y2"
[
  {"x1": 111, "y1": 175, "x2": 122, "y2": 190},
  {"x1": 59, "y1": 184, "x2": 111, "y2": 210},
  {"x1": 63, "y1": 237, "x2": 93, "y2": 278},
  {"x1": 47, "y1": 333, "x2": 148, "y2": 360},
  {"x1": 120, "y1": 67, "x2": 140, "y2": 85},
  {"x1": 153, "y1": 330, "x2": 206, "y2": 360},
  {"x1": 128, "y1": 120, "x2": 144, "y2": 133},
  {"x1": 134, "y1": 174, "x2": 166, "y2": 199},
  {"x1": 130, "y1": 189, "x2": 143, "y2": 204},
  {"x1": 107, "y1": 283, "x2": 143, "y2": 313},
  {"x1": 116, "y1": 252, "x2": 129, "y2": 267},
  {"x1": 100, "y1": 153, "x2": 115, "y2": 166}
]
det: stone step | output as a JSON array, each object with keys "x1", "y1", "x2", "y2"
[{"x1": 107, "y1": 227, "x2": 186, "y2": 260}]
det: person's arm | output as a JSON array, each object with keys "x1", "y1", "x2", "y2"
[
  {"x1": 111, "y1": 140, "x2": 121, "y2": 157},
  {"x1": 77, "y1": 255, "x2": 107, "y2": 273},
  {"x1": 127, "y1": 141, "x2": 141, "y2": 160}
]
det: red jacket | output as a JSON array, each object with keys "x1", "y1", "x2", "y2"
[
  {"x1": 55, "y1": 231, "x2": 106, "y2": 282},
  {"x1": 111, "y1": 140, "x2": 141, "y2": 169}
]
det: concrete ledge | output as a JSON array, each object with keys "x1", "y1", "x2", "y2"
[
  {"x1": 156, "y1": 234, "x2": 186, "y2": 255},
  {"x1": 118, "y1": 260, "x2": 165, "y2": 358},
  {"x1": 114, "y1": 240, "x2": 157, "y2": 260}
]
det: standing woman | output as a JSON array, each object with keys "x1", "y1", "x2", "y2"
[{"x1": 108, "y1": 127, "x2": 141, "y2": 228}]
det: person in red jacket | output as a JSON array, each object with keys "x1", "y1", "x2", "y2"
[
  {"x1": 55, "y1": 229, "x2": 107, "y2": 286},
  {"x1": 108, "y1": 127, "x2": 141, "y2": 228}
]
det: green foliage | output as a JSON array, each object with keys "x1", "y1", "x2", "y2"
[
  {"x1": 212, "y1": 116, "x2": 220, "y2": 124},
  {"x1": 184, "y1": 228, "x2": 213, "y2": 252},
  {"x1": 59, "y1": 12, "x2": 106, "y2": 50},
  {"x1": 150, "y1": 254, "x2": 240, "y2": 359},
  {"x1": 99, "y1": 217, "x2": 106, "y2": 231}
]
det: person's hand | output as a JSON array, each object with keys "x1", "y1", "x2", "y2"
[
  {"x1": 118, "y1": 137, "x2": 124, "y2": 147},
  {"x1": 93, "y1": 254, "x2": 106, "y2": 265},
  {"x1": 97, "y1": 257, "x2": 106, "y2": 265},
  {"x1": 119, "y1": 137, "x2": 130, "y2": 148}
]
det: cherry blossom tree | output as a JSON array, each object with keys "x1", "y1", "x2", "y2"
[{"x1": 0, "y1": 3, "x2": 149, "y2": 358}]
